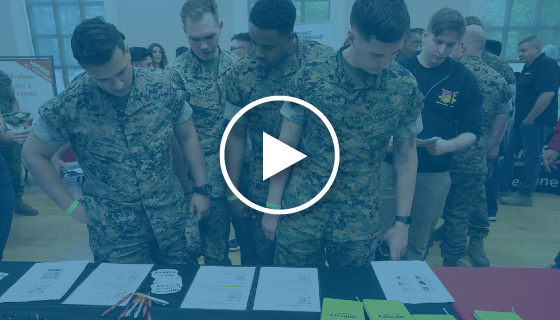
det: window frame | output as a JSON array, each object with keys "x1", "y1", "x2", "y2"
[
  {"x1": 25, "y1": 0, "x2": 104, "y2": 89},
  {"x1": 484, "y1": 0, "x2": 560, "y2": 63}
]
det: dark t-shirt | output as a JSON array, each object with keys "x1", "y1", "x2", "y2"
[
  {"x1": 515, "y1": 53, "x2": 560, "y2": 127},
  {"x1": 386, "y1": 56, "x2": 483, "y2": 172}
]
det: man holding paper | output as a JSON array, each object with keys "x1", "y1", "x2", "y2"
[{"x1": 22, "y1": 17, "x2": 210, "y2": 264}]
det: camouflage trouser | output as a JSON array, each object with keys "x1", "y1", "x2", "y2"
[
  {"x1": 199, "y1": 197, "x2": 231, "y2": 265},
  {"x1": 251, "y1": 211, "x2": 276, "y2": 266},
  {"x1": 274, "y1": 203, "x2": 377, "y2": 267},
  {"x1": 82, "y1": 196, "x2": 199, "y2": 264},
  {"x1": 440, "y1": 172, "x2": 489, "y2": 261},
  {"x1": 0, "y1": 146, "x2": 23, "y2": 198},
  {"x1": 231, "y1": 216, "x2": 258, "y2": 265}
]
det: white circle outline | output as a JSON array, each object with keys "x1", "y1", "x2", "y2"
[{"x1": 220, "y1": 95, "x2": 340, "y2": 215}]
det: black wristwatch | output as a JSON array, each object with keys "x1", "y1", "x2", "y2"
[
  {"x1": 394, "y1": 215, "x2": 412, "y2": 225},
  {"x1": 192, "y1": 184, "x2": 212, "y2": 195}
]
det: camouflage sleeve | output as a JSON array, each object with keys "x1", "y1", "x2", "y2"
[
  {"x1": 393, "y1": 82, "x2": 424, "y2": 139},
  {"x1": 170, "y1": 82, "x2": 193, "y2": 127},
  {"x1": 280, "y1": 101, "x2": 307, "y2": 126},
  {"x1": 222, "y1": 67, "x2": 249, "y2": 124},
  {"x1": 495, "y1": 78, "x2": 513, "y2": 115},
  {"x1": 32, "y1": 98, "x2": 71, "y2": 148}
]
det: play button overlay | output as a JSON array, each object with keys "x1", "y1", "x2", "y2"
[
  {"x1": 220, "y1": 96, "x2": 339, "y2": 215},
  {"x1": 262, "y1": 132, "x2": 307, "y2": 181}
]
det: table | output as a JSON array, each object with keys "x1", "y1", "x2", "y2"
[
  {"x1": 434, "y1": 267, "x2": 560, "y2": 320},
  {"x1": 0, "y1": 262, "x2": 457, "y2": 320}
]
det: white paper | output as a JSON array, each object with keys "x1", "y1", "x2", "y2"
[
  {"x1": 63, "y1": 263, "x2": 153, "y2": 306},
  {"x1": 371, "y1": 261, "x2": 454, "y2": 304},
  {"x1": 0, "y1": 260, "x2": 89, "y2": 303},
  {"x1": 181, "y1": 266, "x2": 255, "y2": 310},
  {"x1": 253, "y1": 267, "x2": 320, "y2": 312}
]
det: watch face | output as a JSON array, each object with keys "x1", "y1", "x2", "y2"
[{"x1": 195, "y1": 184, "x2": 212, "y2": 195}]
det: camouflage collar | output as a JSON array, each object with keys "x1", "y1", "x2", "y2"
[
  {"x1": 461, "y1": 55, "x2": 483, "y2": 65},
  {"x1": 327, "y1": 48, "x2": 389, "y2": 91},
  {"x1": 251, "y1": 35, "x2": 303, "y2": 81},
  {"x1": 186, "y1": 48, "x2": 229, "y2": 79},
  {"x1": 88, "y1": 69, "x2": 152, "y2": 118}
]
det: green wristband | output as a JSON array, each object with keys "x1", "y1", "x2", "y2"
[
  {"x1": 266, "y1": 202, "x2": 281, "y2": 209},
  {"x1": 65, "y1": 199, "x2": 80, "y2": 215},
  {"x1": 227, "y1": 195, "x2": 238, "y2": 201}
]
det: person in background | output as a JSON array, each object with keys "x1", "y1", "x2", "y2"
[
  {"x1": 148, "y1": 43, "x2": 168, "y2": 73},
  {"x1": 0, "y1": 112, "x2": 31, "y2": 261},
  {"x1": 396, "y1": 27, "x2": 423, "y2": 60},
  {"x1": 0, "y1": 70, "x2": 38, "y2": 216},
  {"x1": 542, "y1": 118, "x2": 560, "y2": 269},
  {"x1": 499, "y1": 36, "x2": 560, "y2": 206},
  {"x1": 230, "y1": 32, "x2": 252, "y2": 57},
  {"x1": 176, "y1": 46, "x2": 189, "y2": 58},
  {"x1": 381, "y1": 8, "x2": 482, "y2": 266},
  {"x1": 165, "y1": 0, "x2": 239, "y2": 266},
  {"x1": 130, "y1": 47, "x2": 155, "y2": 71}
]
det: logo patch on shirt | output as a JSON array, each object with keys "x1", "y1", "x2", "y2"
[{"x1": 437, "y1": 89, "x2": 459, "y2": 106}]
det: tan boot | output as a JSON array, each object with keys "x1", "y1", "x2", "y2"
[
  {"x1": 467, "y1": 238, "x2": 490, "y2": 267},
  {"x1": 15, "y1": 197, "x2": 38, "y2": 216}
]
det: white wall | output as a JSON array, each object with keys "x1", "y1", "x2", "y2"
[{"x1": 0, "y1": 0, "x2": 34, "y2": 57}]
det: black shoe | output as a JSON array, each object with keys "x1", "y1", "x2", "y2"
[
  {"x1": 229, "y1": 239, "x2": 240, "y2": 252},
  {"x1": 15, "y1": 198, "x2": 38, "y2": 216}
]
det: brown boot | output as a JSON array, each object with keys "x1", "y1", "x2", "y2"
[{"x1": 15, "y1": 197, "x2": 38, "y2": 216}]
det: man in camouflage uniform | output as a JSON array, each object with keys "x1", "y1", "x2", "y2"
[
  {"x1": 22, "y1": 17, "x2": 210, "y2": 264},
  {"x1": 165, "y1": 0, "x2": 238, "y2": 266},
  {"x1": 223, "y1": 0, "x2": 333, "y2": 265},
  {"x1": 266, "y1": 0, "x2": 423, "y2": 267},
  {"x1": 0, "y1": 70, "x2": 38, "y2": 216},
  {"x1": 440, "y1": 25, "x2": 513, "y2": 267}
]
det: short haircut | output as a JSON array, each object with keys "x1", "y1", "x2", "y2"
[
  {"x1": 485, "y1": 40, "x2": 502, "y2": 56},
  {"x1": 518, "y1": 36, "x2": 541, "y2": 47},
  {"x1": 350, "y1": 0, "x2": 410, "y2": 43},
  {"x1": 411, "y1": 28, "x2": 424, "y2": 36},
  {"x1": 71, "y1": 16, "x2": 126, "y2": 66},
  {"x1": 465, "y1": 16, "x2": 484, "y2": 29},
  {"x1": 147, "y1": 43, "x2": 168, "y2": 69},
  {"x1": 176, "y1": 46, "x2": 189, "y2": 57},
  {"x1": 130, "y1": 47, "x2": 150, "y2": 64},
  {"x1": 231, "y1": 32, "x2": 252, "y2": 44},
  {"x1": 427, "y1": 8, "x2": 466, "y2": 39},
  {"x1": 180, "y1": 0, "x2": 219, "y2": 25},
  {"x1": 249, "y1": 0, "x2": 296, "y2": 35}
]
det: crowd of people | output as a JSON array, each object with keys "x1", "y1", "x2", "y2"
[{"x1": 0, "y1": 0, "x2": 559, "y2": 268}]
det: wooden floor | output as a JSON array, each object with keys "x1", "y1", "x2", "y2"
[{"x1": 3, "y1": 173, "x2": 559, "y2": 268}]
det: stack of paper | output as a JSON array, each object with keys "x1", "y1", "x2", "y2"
[
  {"x1": 474, "y1": 310, "x2": 523, "y2": 320},
  {"x1": 63, "y1": 263, "x2": 153, "y2": 306},
  {"x1": 363, "y1": 299, "x2": 413, "y2": 320},
  {"x1": 320, "y1": 298, "x2": 364, "y2": 320},
  {"x1": 253, "y1": 267, "x2": 321, "y2": 312},
  {"x1": 181, "y1": 266, "x2": 255, "y2": 310},
  {"x1": 371, "y1": 261, "x2": 454, "y2": 304},
  {"x1": 0, "y1": 260, "x2": 89, "y2": 303},
  {"x1": 413, "y1": 315, "x2": 456, "y2": 319}
]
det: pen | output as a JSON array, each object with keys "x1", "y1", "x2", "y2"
[
  {"x1": 118, "y1": 296, "x2": 140, "y2": 320},
  {"x1": 143, "y1": 293, "x2": 150, "y2": 318},
  {"x1": 100, "y1": 292, "x2": 132, "y2": 317},
  {"x1": 136, "y1": 292, "x2": 169, "y2": 305},
  {"x1": 126, "y1": 298, "x2": 141, "y2": 318},
  {"x1": 134, "y1": 298, "x2": 145, "y2": 319}
]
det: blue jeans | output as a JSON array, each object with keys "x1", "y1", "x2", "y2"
[
  {"x1": 0, "y1": 153, "x2": 14, "y2": 261},
  {"x1": 486, "y1": 158, "x2": 499, "y2": 217},
  {"x1": 499, "y1": 123, "x2": 553, "y2": 197}
]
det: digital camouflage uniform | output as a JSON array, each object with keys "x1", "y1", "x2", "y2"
[
  {"x1": 276, "y1": 48, "x2": 424, "y2": 267},
  {"x1": 165, "y1": 49, "x2": 238, "y2": 265},
  {"x1": 223, "y1": 37, "x2": 333, "y2": 265},
  {"x1": 440, "y1": 56, "x2": 512, "y2": 261},
  {"x1": 0, "y1": 71, "x2": 25, "y2": 201},
  {"x1": 32, "y1": 68, "x2": 200, "y2": 264},
  {"x1": 482, "y1": 51, "x2": 516, "y2": 85}
]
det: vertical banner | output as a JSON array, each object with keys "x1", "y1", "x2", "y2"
[
  {"x1": 294, "y1": 22, "x2": 333, "y2": 48},
  {"x1": 509, "y1": 145, "x2": 560, "y2": 195},
  {"x1": 0, "y1": 56, "x2": 57, "y2": 121}
]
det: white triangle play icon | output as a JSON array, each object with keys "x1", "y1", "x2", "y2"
[{"x1": 263, "y1": 132, "x2": 307, "y2": 181}]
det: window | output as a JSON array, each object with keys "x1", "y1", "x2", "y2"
[
  {"x1": 25, "y1": 0, "x2": 104, "y2": 93},
  {"x1": 484, "y1": 0, "x2": 560, "y2": 69},
  {"x1": 248, "y1": 0, "x2": 331, "y2": 24}
]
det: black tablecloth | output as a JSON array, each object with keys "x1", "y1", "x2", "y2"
[{"x1": 0, "y1": 262, "x2": 459, "y2": 319}]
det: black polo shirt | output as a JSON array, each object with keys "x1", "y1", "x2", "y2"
[{"x1": 515, "y1": 53, "x2": 560, "y2": 127}]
